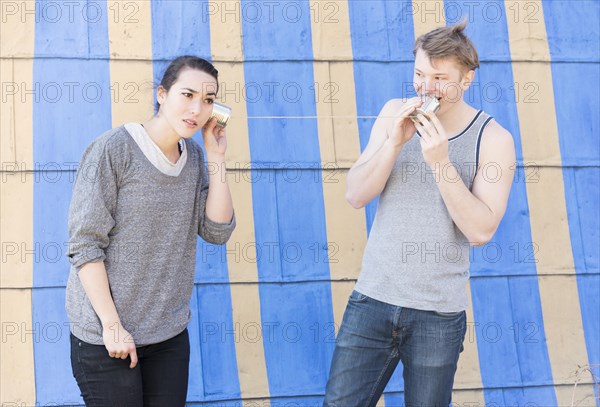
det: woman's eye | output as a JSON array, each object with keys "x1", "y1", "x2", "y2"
[{"x1": 183, "y1": 93, "x2": 193, "y2": 98}]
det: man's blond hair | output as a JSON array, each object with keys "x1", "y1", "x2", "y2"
[{"x1": 413, "y1": 20, "x2": 480, "y2": 75}]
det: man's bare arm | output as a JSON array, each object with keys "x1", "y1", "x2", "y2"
[
  {"x1": 433, "y1": 120, "x2": 516, "y2": 245},
  {"x1": 346, "y1": 98, "x2": 422, "y2": 208}
]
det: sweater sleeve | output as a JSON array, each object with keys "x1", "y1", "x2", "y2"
[
  {"x1": 197, "y1": 150, "x2": 236, "y2": 245},
  {"x1": 67, "y1": 139, "x2": 118, "y2": 270}
]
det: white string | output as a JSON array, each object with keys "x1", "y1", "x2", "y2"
[{"x1": 243, "y1": 115, "x2": 386, "y2": 119}]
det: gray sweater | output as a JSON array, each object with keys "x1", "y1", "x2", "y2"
[{"x1": 66, "y1": 126, "x2": 235, "y2": 345}]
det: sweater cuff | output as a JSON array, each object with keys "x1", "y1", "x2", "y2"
[
  {"x1": 68, "y1": 243, "x2": 106, "y2": 270},
  {"x1": 202, "y1": 211, "x2": 236, "y2": 244}
]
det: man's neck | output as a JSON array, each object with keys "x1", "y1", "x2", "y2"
[{"x1": 436, "y1": 101, "x2": 480, "y2": 137}]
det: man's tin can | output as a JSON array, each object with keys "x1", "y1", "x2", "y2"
[{"x1": 409, "y1": 95, "x2": 440, "y2": 123}]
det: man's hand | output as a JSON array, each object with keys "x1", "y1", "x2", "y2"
[
  {"x1": 414, "y1": 112, "x2": 450, "y2": 168},
  {"x1": 387, "y1": 97, "x2": 423, "y2": 148}
]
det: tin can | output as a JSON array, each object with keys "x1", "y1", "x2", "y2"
[
  {"x1": 209, "y1": 102, "x2": 232, "y2": 128},
  {"x1": 408, "y1": 95, "x2": 440, "y2": 123}
]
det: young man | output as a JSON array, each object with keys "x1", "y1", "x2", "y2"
[{"x1": 323, "y1": 22, "x2": 515, "y2": 406}]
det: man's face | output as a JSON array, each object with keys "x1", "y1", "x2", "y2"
[{"x1": 413, "y1": 48, "x2": 473, "y2": 111}]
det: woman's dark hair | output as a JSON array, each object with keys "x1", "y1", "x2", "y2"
[{"x1": 155, "y1": 56, "x2": 219, "y2": 112}]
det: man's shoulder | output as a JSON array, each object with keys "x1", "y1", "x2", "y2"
[
  {"x1": 478, "y1": 117, "x2": 515, "y2": 165},
  {"x1": 480, "y1": 118, "x2": 514, "y2": 149},
  {"x1": 382, "y1": 98, "x2": 409, "y2": 111}
]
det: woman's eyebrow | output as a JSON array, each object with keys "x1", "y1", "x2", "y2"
[{"x1": 181, "y1": 87, "x2": 216, "y2": 97}]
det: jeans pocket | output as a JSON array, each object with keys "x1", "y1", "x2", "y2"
[
  {"x1": 432, "y1": 310, "x2": 465, "y2": 318},
  {"x1": 348, "y1": 290, "x2": 368, "y2": 303}
]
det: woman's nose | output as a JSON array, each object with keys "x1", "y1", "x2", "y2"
[{"x1": 189, "y1": 99, "x2": 202, "y2": 115}]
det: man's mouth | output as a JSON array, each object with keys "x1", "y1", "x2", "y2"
[{"x1": 421, "y1": 94, "x2": 442, "y2": 101}]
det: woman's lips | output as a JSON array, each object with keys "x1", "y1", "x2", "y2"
[{"x1": 183, "y1": 119, "x2": 197, "y2": 128}]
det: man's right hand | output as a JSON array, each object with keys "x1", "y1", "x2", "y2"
[
  {"x1": 387, "y1": 97, "x2": 423, "y2": 148},
  {"x1": 103, "y1": 322, "x2": 138, "y2": 369}
]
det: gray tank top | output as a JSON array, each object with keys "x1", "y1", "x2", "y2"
[{"x1": 355, "y1": 110, "x2": 493, "y2": 312}]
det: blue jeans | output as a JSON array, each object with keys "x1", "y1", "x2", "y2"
[
  {"x1": 324, "y1": 291, "x2": 467, "y2": 407},
  {"x1": 70, "y1": 328, "x2": 190, "y2": 407}
]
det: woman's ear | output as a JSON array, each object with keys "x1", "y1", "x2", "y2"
[{"x1": 156, "y1": 85, "x2": 167, "y2": 106}]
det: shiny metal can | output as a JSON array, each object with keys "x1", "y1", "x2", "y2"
[
  {"x1": 409, "y1": 95, "x2": 440, "y2": 123},
  {"x1": 209, "y1": 102, "x2": 232, "y2": 128}
]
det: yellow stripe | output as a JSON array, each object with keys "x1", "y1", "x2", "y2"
[
  {"x1": 209, "y1": 0, "x2": 244, "y2": 63},
  {"x1": 225, "y1": 169, "x2": 270, "y2": 400},
  {"x1": 0, "y1": 6, "x2": 36, "y2": 403},
  {"x1": 310, "y1": 0, "x2": 372, "y2": 401},
  {"x1": 310, "y1": 0, "x2": 366, "y2": 338},
  {"x1": 310, "y1": 3, "x2": 366, "y2": 276},
  {"x1": 310, "y1": 0, "x2": 353, "y2": 62},
  {"x1": 505, "y1": 0, "x2": 591, "y2": 401},
  {"x1": 412, "y1": 0, "x2": 446, "y2": 40},
  {"x1": 107, "y1": 1, "x2": 154, "y2": 127},
  {"x1": 321, "y1": 169, "x2": 367, "y2": 284},
  {"x1": 0, "y1": 290, "x2": 36, "y2": 405},
  {"x1": 310, "y1": 1, "x2": 361, "y2": 167},
  {"x1": 0, "y1": 1, "x2": 35, "y2": 59},
  {"x1": 453, "y1": 281, "x2": 485, "y2": 400},
  {"x1": 1, "y1": 59, "x2": 35, "y2": 284},
  {"x1": 451, "y1": 389, "x2": 486, "y2": 406},
  {"x1": 0, "y1": 38, "x2": 34, "y2": 168},
  {"x1": 208, "y1": 1, "x2": 250, "y2": 169},
  {"x1": 213, "y1": 62, "x2": 252, "y2": 168},
  {"x1": 556, "y1": 383, "x2": 598, "y2": 406},
  {"x1": 210, "y1": 3, "x2": 270, "y2": 400}
]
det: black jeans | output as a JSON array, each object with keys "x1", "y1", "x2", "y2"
[{"x1": 70, "y1": 329, "x2": 190, "y2": 407}]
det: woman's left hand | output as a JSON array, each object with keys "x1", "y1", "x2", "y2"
[{"x1": 202, "y1": 117, "x2": 227, "y2": 157}]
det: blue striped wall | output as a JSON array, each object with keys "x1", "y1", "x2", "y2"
[{"x1": 12, "y1": 0, "x2": 598, "y2": 405}]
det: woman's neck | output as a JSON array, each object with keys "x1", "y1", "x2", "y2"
[{"x1": 142, "y1": 116, "x2": 182, "y2": 163}]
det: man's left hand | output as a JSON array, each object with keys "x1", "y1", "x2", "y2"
[{"x1": 414, "y1": 112, "x2": 450, "y2": 168}]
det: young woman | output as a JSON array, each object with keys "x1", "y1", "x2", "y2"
[{"x1": 66, "y1": 56, "x2": 235, "y2": 406}]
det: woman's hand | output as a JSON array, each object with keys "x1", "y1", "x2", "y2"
[
  {"x1": 103, "y1": 321, "x2": 138, "y2": 369},
  {"x1": 202, "y1": 117, "x2": 227, "y2": 157}
]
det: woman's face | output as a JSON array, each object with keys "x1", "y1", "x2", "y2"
[{"x1": 157, "y1": 68, "x2": 218, "y2": 138}]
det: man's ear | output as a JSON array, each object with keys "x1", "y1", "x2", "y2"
[{"x1": 462, "y1": 70, "x2": 475, "y2": 90}]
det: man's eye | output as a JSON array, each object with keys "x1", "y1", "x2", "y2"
[{"x1": 205, "y1": 99, "x2": 214, "y2": 104}]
